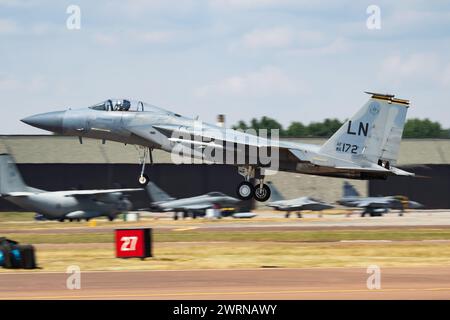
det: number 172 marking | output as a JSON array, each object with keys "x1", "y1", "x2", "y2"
[{"x1": 337, "y1": 143, "x2": 358, "y2": 154}]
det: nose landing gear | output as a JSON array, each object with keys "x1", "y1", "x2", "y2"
[{"x1": 137, "y1": 147, "x2": 153, "y2": 186}]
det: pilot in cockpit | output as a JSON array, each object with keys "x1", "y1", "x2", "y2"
[{"x1": 114, "y1": 100, "x2": 131, "y2": 111}]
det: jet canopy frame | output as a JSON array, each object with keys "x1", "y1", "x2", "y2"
[{"x1": 89, "y1": 99, "x2": 174, "y2": 114}]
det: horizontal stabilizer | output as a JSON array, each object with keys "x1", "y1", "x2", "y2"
[{"x1": 390, "y1": 167, "x2": 415, "y2": 176}]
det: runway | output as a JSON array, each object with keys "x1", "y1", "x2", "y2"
[
  {"x1": 2, "y1": 210, "x2": 450, "y2": 235},
  {"x1": 1, "y1": 267, "x2": 450, "y2": 299}
]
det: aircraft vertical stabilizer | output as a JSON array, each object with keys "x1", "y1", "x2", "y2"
[
  {"x1": 319, "y1": 92, "x2": 409, "y2": 168},
  {"x1": 0, "y1": 154, "x2": 29, "y2": 195},
  {"x1": 343, "y1": 181, "x2": 360, "y2": 197},
  {"x1": 267, "y1": 181, "x2": 285, "y2": 202},
  {"x1": 146, "y1": 182, "x2": 175, "y2": 202}
]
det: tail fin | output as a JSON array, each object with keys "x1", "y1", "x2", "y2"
[
  {"x1": 146, "y1": 182, "x2": 174, "y2": 202},
  {"x1": 267, "y1": 181, "x2": 285, "y2": 202},
  {"x1": 0, "y1": 154, "x2": 29, "y2": 194},
  {"x1": 320, "y1": 92, "x2": 409, "y2": 167},
  {"x1": 343, "y1": 181, "x2": 360, "y2": 197}
]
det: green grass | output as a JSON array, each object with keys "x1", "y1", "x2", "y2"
[
  {"x1": 0, "y1": 212, "x2": 35, "y2": 222},
  {"x1": 3, "y1": 228, "x2": 450, "y2": 244},
  {"x1": 3, "y1": 242, "x2": 450, "y2": 272}
]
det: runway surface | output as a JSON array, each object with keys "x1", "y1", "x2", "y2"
[
  {"x1": 1, "y1": 267, "x2": 450, "y2": 300},
  {"x1": 2, "y1": 210, "x2": 450, "y2": 234}
]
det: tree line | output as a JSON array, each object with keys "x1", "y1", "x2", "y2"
[{"x1": 233, "y1": 117, "x2": 450, "y2": 139}]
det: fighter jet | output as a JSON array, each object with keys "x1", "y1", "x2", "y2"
[
  {"x1": 22, "y1": 92, "x2": 414, "y2": 202},
  {"x1": 337, "y1": 181, "x2": 423, "y2": 217},
  {"x1": 0, "y1": 154, "x2": 142, "y2": 221},
  {"x1": 266, "y1": 182, "x2": 334, "y2": 218},
  {"x1": 146, "y1": 182, "x2": 240, "y2": 220}
]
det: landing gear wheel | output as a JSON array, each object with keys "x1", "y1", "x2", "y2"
[
  {"x1": 108, "y1": 216, "x2": 114, "y2": 221},
  {"x1": 236, "y1": 181, "x2": 255, "y2": 200},
  {"x1": 254, "y1": 184, "x2": 271, "y2": 202},
  {"x1": 138, "y1": 174, "x2": 150, "y2": 186}
]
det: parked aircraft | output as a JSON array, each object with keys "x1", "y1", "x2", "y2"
[
  {"x1": 337, "y1": 181, "x2": 423, "y2": 216},
  {"x1": 22, "y1": 92, "x2": 414, "y2": 202},
  {"x1": 0, "y1": 154, "x2": 142, "y2": 221},
  {"x1": 146, "y1": 182, "x2": 241, "y2": 220},
  {"x1": 266, "y1": 182, "x2": 334, "y2": 218}
]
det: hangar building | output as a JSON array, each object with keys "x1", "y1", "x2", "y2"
[{"x1": 0, "y1": 135, "x2": 449, "y2": 210}]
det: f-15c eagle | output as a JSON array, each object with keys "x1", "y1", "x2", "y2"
[{"x1": 22, "y1": 92, "x2": 414, "y2": 202}]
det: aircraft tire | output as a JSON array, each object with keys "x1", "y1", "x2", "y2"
[
  {"x1": 138, "y1": 174, "x2": 150, "y2": 186},
  {"x1": 236, "y1": 181, "x2": 254, "y2": 201},
  {"x1": 254, "y1": 184, "x2": 271, "y2": 202}
]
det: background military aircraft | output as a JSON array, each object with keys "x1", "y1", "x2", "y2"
[
  {"x1": 337, "y1": 181, "x2": 423, "y2": 217},
  {"x1": 0, "y1": 154, "x2": 142, "y2": 221},
  {"x1": 22, "y1": 92, "x2": 414, "y2": 202},
  {"x1": 266, "y1": 182, "x2": 334, "y2": 218},
  {"x1": 146, "y1": 182, "x2": 241, "y2": 220}
]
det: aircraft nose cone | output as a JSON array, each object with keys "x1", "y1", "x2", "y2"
[{"x1": 22, "y1": 111, "x2": 65, "y2": 134}]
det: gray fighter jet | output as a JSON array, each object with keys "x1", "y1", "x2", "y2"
[
  {"x1": 337, "y1": 181, "x2": 423, "y2": 217},
  {"x1": 266, "y1": 182, "x2": 334, "y2": 218},
  {"x1": 22, "y1": 92, "x2": 414, "y2": 202},
  {"x1": 0, "y1": 154, "x2": 141, "y2": 221},
  {"x1": 146, "y1": 182, "x2": 240, "y2": 220}
]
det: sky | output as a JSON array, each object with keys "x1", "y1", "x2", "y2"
[{"x1": 1, "y1": 0, "x2": 450, "y2": 134}]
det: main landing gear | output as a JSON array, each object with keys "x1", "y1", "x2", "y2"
[
  {"x1": 136, "y1": 146, "x2": 154, "y2": 186},
  {"x1": 236, "y1": 166, "x2": 271, "y2": 202}
]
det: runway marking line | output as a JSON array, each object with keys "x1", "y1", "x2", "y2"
[{"x1": 2, "y1": 287, "x2": 450, "y2": 300}]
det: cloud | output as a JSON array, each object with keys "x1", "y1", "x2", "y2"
[
  {"x1": 134, "y1": 31, "x2": 176, "y2": 44},
  {"x1": 378, "y1": 53, "x2": 444, "y2": 86},
  {"x1": 91, "y1": 30, "x2": 179, "y2": 47},
  {"x1": 92, "y1": 33, "x2": 118, "y2": 46},
  {"x1": 0, "y1": 74, "x2": 48, "y2": 93},
  {"x1": 195, "y1": 66, "x2": 306, "y2": 97},
  {"x1": 0, "y1": 0, "x2": 35, "y2": 7},
  {"x1": 208, "y1": 0, "x2": 333, "y2": 10},
  {"x1": 230, "y1": 26, "x2": 344, "y2": 55},
  {"x1": 285, "y1": 37, "x2": 349, "y2": 55},
  {"x1": 0, "y1": 18, "x2": 18, "y2": 34},
  {"x1": 239, "y1": 27, "x2": 294, "y2": 49}
]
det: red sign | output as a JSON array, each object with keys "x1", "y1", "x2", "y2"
[{"x1": 115, "y1": 228, "x2": 152, "y2": 258}]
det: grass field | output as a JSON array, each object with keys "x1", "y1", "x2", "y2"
[
  {"x1": 2, "y1": 242, "x2": 450, "y2": 272},
  {"x1": 2, "y1": 212, "x2": 450, "y2": 272},
  {"x1": 3, "y1": 228, "x2": 450, "y2": 244}
]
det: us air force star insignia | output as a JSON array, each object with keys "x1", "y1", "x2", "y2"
[{"x1": 369, "y1": 102, "x2": 380, "y2": 115}]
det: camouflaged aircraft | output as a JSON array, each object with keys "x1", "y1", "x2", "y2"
[{"x1": 0, "y1": 154, "x2": 141, "y2": 221}]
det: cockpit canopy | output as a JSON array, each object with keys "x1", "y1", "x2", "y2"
[
  {"x1": 89, "y1": 99, "x2": 135, "y2": 112},
  {"x1": 89, "y1": 99, "x2": 179, "y2": 116}
]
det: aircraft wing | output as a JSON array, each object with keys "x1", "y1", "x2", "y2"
[
  {"x1": 169, "y1": 204, "x2": 212, "y2": 211},
  {"x1": 356, "y1": 199, "x2": 391, "y2": 208},
  {"x1": 2, "y1": 192, "x2": 35, "y2": 197},
  {"x1": 63, "y1": 189, "x2": 143, "y2": 198}
]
